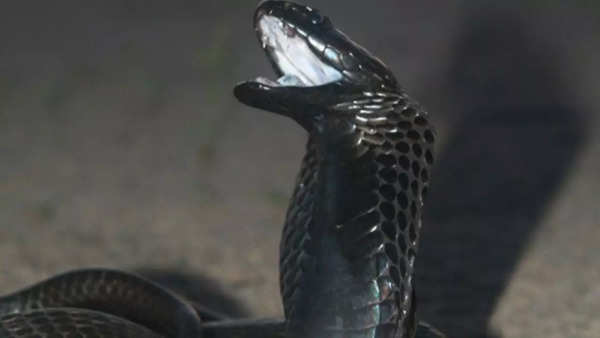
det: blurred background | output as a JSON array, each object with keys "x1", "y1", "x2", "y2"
[{"x1": 1, "y1": 1, "x2": 598, "y2": 337}]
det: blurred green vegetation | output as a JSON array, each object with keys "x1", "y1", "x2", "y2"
[
  {"x1": 192, "y1": 13, "x2": 246, "y2": 167},
  {"x1": 194, "y1": 21, "x2": 236, "y2": 105}
]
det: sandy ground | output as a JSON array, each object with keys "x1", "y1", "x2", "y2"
[{"x1": 1, "y1": 1, "x2": 599, "y2": 337}]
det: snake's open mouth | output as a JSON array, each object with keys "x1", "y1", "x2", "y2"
[
  {"x1": 253, "y1": 13, "x2": 343, "y2": 87},
  {"x1": 234, "y1": 0, "x2": 399, "y2": 125}
]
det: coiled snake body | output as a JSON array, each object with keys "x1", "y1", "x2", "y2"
[{"x1": 0, "y1": 1, "x2": 443, "y2": 337}]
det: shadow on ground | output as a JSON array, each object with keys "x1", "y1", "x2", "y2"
[
  {"x1": 415, "y1": 6, "x2": 588, "y2": 338},
  {"x1": 137, "y1": 268, "x2": 250, "y2": 319}
]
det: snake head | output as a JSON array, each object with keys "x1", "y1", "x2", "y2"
[{"x1": 234, "y1": 0, "x2": 399, "y2": 130}]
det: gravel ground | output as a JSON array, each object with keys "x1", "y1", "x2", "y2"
[{"x1": 1, "y1": 1, "x2": 599, "y2": 337}]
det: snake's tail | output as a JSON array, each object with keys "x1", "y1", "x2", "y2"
[
  {"x1": 0, "y1": 268, "x2": 202, "y2": 338},
  {"x1": 0, "y1": 308, "x2": 162, "y2": 338}
]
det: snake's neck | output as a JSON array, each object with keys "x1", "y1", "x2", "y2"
[
  {"x1": 280, "y1": 97, "x2": 435, "y2": 338},
  {"x1": 312, "y1": 121, "x2": 374, "y2": 229}
]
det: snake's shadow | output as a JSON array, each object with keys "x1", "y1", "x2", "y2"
[
  {"x1": 136, "y1": 268, "x2": 250, "y2": 319},
  {"x1": 415, "y1": 6, "x2": 588, "y2": 338}
]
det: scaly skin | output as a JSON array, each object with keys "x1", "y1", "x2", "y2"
[
  {"x1": 235, "y1": 1, "x2": 439, "y2": 337},
  {"x1": 0, "y1": 269, "x2": 202, "y2": 338},
  {"x1": 0, "y1": 308, "x2": 162, "y2": 338},
  {"x1": 0, "y1": 1, "x2": 444, "y2": 337},
  {"x1": 278, "y1": 92, "x2": 435, "y2": 338}
]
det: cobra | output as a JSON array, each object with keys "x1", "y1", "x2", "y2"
[{"x1": 0, "y1": 1, "x2": 443, "y2": 337}]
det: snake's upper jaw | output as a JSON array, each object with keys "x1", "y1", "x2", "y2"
[
  {"x1": 235, "y1": 0, "x2": 400, "y2": 128},
  {"x1": 251, "y1": 5, "x2": 344, "y2": 88},
  {"x1": 235, "y1": 1, "x2": 345, "y2": 100},
  {"x1": 234, "y1": 3, "x2": 346, "y2": 128}
]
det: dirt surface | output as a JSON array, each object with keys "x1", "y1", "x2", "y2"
[{"x1": 1, "y1": 1, "x2": 599, "y2": 337}]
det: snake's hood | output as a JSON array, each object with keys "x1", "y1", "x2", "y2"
[{"x1": 235, "y1": 0, "x2": 399, "y2": 129}]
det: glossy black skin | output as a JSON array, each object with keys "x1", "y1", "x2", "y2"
[
  {"x1": 236, "y1": 2, "x2": 437, "y2": 338},
  {"x1": 0, "y1": 269, "x2": 203, "y2": 338},
  {"x1": 254, "y1": 1, "x2": 398, "y2": 89},
  {"x1": 0, "y1": 1, "x2": 441, "y2": 338},
  {"x1": 235, "y1": 0, "x2": 400, "y2": 128},
  {"x1": 1, "y1": 308, "x2": 163, "y2": 338}
]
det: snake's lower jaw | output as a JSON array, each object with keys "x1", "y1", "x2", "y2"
[
  {"x1": 234, "y1": 81, "x2": 318, "y2": 129},
  {"x1": 233, "y1": 81, "x2": 273, "y2": 108},
  {"x1": 234, "y1": 81, "x2": 292, "y2": 115},
  {"x1": 235, "y1": 79, "x2": 346, "y2": 111}
]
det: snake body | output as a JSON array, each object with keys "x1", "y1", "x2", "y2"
[
  {"x1": 0, "y1": 269, "x2": 203, "y2": 337},
  {"x1": 1, "y1": 1, "x2": 442, "y2": 337}
]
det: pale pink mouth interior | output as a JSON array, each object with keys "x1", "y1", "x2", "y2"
[{"x1": 255, "y1": 14, "x2": 342, "y2": 87}]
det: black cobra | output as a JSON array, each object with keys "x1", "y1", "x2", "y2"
[{"x1": 0, "y1": 1, "x2": 443, "y2": 338}]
